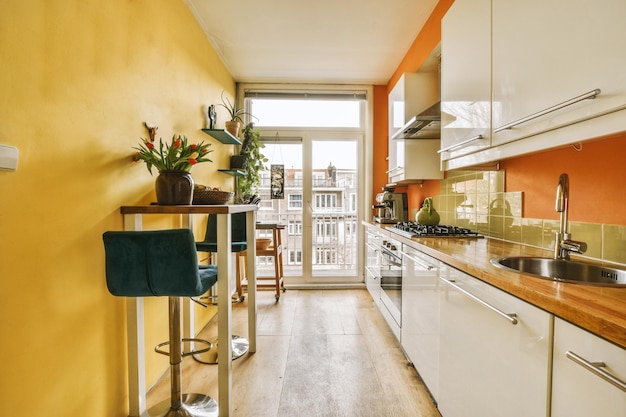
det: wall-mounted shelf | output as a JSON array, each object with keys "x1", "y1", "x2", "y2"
[
  {"x1": 218, "y1": 169, "x2": 246, "y2": 177},
  {"x1": 201, "y1": 129, "x2": 241, "y2": 145}
]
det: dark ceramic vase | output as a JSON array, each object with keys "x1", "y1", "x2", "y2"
[{"x1": 155, "y1": 170, "x2": 193, "y2": 205}]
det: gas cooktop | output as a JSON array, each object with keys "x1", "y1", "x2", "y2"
[{"x1": 388, "y1": 222, "x2": 483, "y2": 238}]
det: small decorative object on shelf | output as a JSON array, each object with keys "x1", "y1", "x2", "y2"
[
  {"x1": 131, "y1": 122, "x2": 213, "y2": 205},
  {"x1": 207, "y1": 104, "x2": 217, "y2": 129}
]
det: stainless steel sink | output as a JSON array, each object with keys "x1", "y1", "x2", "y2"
[{"x1": 490, "y1": 256, "x2": 626, "y2": 287}]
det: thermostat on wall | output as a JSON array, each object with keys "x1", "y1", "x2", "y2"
[{"x1": 0, "y1": 144, "x2": 19, "y2": 171}]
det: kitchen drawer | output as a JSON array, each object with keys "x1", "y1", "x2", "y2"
[
  {"x1": 438, "y1": 267, "x2": 551, "y2": 417},
  {"x1": 551, "y1": 317, "x2": 626, "y2": 417}
]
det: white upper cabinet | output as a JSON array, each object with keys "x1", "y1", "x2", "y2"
[
  {"x1": 440, "y1": 0, "x2": 491, "y2": 164},
  {"x1": 388, "y1": 73, "x2": 442, "y2": 183},
  {"x1": 441, "y1": 0, "x2": 626, "y2": 169},
  {"x1": 491, "y1": 0, "x2": 626, "y2": 147}
]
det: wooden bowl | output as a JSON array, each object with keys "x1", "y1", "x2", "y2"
[{"x1": 256, "y1": 238, "x2": 272, "y2": 251}]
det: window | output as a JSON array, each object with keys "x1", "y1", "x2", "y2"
[
  {"x1": 288, "y1": 220, "x2": 302, "y2": 235},
  {"x1": 313, "y1": 172, "x2": 325, "y2": 187},
  {"x1": 247, "y1": 97, "x2": 363, "y2": 128},
  {"x1": 258, "y1": 230, "x2": 272, "y2": 239},
  {"x1": 315, "y1": 248, "x2": 337, "y2": 264},
  {"x1": 316, "y1": 220, "x2": 337, "y2": 237},
  {"x1": 349, "y1": 193, "x2": 356, "y2": 212},
  {"x1": 239, "y1": 84, "x2": 368, "y2": 283},
  {"x1": 288, "y1": 194, "x2": 303, "y2": 209},
  {"x1": 315, "y1": 194, "x2": 337, "y2": 209},
  {"x1": 289, "y1": 250, "x2": 302, "y2": 265}
]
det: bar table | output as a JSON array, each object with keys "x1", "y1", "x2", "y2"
[{"x1": 120, "y1": 204, "x2": 258, "y2": 417}]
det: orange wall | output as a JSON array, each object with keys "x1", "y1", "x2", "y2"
[
  {"x1": 373, "y1": 0, "x2": 454, "y2": 214},
  {"x1": 388, "y1": 0, "x2": 455, "y2": 93},
  {"x1": 501, "y1": 133, "x2": 626, "y2": 225}
]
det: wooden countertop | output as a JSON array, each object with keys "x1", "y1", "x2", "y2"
[{"x1": 364, "y1": 222, "x2": 626, "y2": 349}]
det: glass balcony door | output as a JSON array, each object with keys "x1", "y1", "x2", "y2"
[{"x1": 256, "y1": 133, "x2": 361, "y2": 284}]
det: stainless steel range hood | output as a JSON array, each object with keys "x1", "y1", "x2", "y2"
[{"x1": 391, "y1": 101, "x2": 441, "y2": 140}]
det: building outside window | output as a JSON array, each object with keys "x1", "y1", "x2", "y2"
[
  {"x1": 289, "y1": 194, "x2": 302, "y2": 209},
  {"x1": 315, "y1": 194, "x2": 337, "y2": 210},
  {"x1": 348, "y1": 193, "x2": 356, "y2": 212},
  {"x1": 288, "y1": 220, "x2": 302, "y2": 235},
  {"x1": 289, "y1": 250, "x2": 302, "y2": 265}
]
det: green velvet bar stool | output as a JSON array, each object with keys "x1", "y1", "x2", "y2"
[
  {"x1": 196, "y1": 212, "x2": 248, "y2": 301},
  {"x1": 194, "y1": 213, "x2": 249, "y2": 364},
  {"x1": 103, "y1": 228, "x2": 218, "y2": 417}
]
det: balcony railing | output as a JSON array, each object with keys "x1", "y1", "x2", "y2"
[{"x1": 256, "y1": 211, "x2": 358, "y2": 276}]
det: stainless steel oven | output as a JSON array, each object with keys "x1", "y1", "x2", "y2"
[{"x1": 378, "y1": 235, "x2": 403, "y2": 329}]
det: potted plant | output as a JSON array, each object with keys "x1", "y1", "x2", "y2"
[
  {"x1": 219, "y1": 91, "x2": 253, "y2": 138},
  {"x1": 234, "y1": 123, "x2": 268, "y2": 204},
  {"x1": 132, "y1": 125, "x2": 213, "y2": 205}
]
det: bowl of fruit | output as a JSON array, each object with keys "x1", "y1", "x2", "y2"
[{"x1": 192, "y1": 185, "x2": 234, "y2": 205}]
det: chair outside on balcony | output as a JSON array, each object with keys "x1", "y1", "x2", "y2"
[{"x1": 102, "y1": 228, "x2": 218, "y2": 417}]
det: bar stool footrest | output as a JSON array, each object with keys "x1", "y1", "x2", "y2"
[
  {"x1": 154, "y1": 338, "x2": 212, "y2": 357},
  {"x1": 193, "y1": 335, "x2": 249, "y2": 364}
]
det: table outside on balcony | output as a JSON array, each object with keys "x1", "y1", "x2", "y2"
[
  {"x1": 254, "y1": 222, "x2": 285, "y2": 300},
  {"x1": 120, "y1": 204, "x2": 258, "y2": 417}
]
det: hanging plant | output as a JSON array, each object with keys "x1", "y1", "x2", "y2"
[{"x1": 236, "y1": 123, "x2": 268, "y2": 203}]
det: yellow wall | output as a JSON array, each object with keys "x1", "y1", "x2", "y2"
[{"x1": 0, "y1": 1, "x2": 236, "y2": 416}]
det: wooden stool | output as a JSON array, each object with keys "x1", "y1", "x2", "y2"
[{"x1": 239, "y1": 223, "x2": 285, "y2": 301}]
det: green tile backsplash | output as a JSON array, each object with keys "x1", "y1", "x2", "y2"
[{"x1": 434, "y1": 170, "x2": 626, "y2": 265}]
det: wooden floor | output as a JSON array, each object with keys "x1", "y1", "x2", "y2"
[{"x1": 147, "y1": 289, "x2": 441, "y2": 417}]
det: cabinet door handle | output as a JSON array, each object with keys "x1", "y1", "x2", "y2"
[
  {"x1": 493, "y1": 88, "x2": 601, "y2": 133},
  {"x1": 386, "y1": 166, "x2": 403, "y2": 174},
  {"x1": 438, "y1": 134, "x2": 484, "y2": 153},
  {"x1": 365, "y1": 267, "x2": 380, "y2": 279},
  {"x1": 365, "y1": 242, "x2": 378, "y2": 250},
  {"x1": 399, "y1": 250, "x2": 435, "y2": 270},
  {"x1": 566, "y1": 350, "x2": 626, "y2": 392},
  {"x1": 440, "y1": 277, "x2": 518, "y2": 325}
]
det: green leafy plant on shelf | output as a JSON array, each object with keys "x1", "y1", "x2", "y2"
[{"x1": 235, "y1": 123, "x2": 268, "y2": 204}]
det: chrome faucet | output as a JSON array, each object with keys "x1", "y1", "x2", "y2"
[{"x1": 554, "y1": 173, "x2": 587, "y2": 259}]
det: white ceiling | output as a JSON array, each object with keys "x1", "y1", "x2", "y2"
[{"x1": 185, "y1": 0, "x2": 439, "y2": 85}]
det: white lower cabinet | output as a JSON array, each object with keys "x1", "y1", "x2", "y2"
[
  {"x1": 365, "y1": 229, "x2": 382, "y2": 303},
  {"x1": 551, "y1": 318, "x2": 626, "y2": 417},
  {"x1": 400, "y1": 245, "x2": 441, "y2": 402},
  {"x1": 438, "y1": 267, "x2": 551, "y2": 417}
]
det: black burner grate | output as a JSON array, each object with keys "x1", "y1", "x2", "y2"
[{"x1": 390, "y1": 222, "x2": 482, "y2": 238}]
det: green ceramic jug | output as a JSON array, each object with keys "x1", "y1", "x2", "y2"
[{"x1": 416, "y1": 197, "x2": 440, "y2": 226}]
